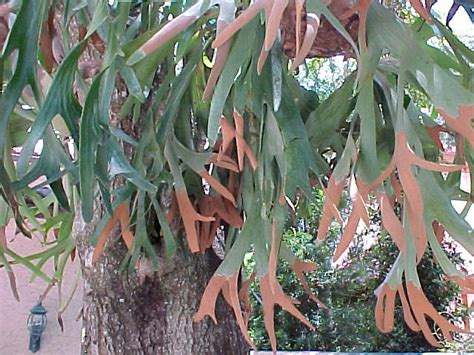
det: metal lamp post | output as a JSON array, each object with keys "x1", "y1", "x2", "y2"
[{"x1": 27, "y1": 303, "x2": 47, "y2": 353}]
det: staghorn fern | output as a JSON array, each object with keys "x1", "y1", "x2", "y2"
[{"x1": 0, "y1": 0, "x2": 473, "y2": 351}]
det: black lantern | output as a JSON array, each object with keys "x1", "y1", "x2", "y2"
[{"x1": 27, "y1": 303, "x2": 47, "y2": 353}]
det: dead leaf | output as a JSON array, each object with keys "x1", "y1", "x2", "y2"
[
  {"x1": 38, "y1": 21, "x2": 53, "y2": 73},
  {"x1": 90, "y1": 32, "x2": 105, "y2": 54}
]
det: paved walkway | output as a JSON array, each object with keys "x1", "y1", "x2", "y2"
[{"x1": 0, "y1": 221, "x2": 82, "y2": 355}]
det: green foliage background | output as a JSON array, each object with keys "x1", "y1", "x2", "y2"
[{"x1": 246, "y1": 190, "x2": 469, "y2": 352}]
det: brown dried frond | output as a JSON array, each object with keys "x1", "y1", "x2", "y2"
[{"x1": 280, "y1": 0, "x2": 359, "y2": 59}]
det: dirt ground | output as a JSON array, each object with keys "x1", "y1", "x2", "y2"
[{"x1": 0, "y1": 220, "x2": 82, "y2": 355}]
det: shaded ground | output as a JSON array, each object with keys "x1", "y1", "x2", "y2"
[{"x1": 0, "y1": 220, "x2": 82, "y2": 355}]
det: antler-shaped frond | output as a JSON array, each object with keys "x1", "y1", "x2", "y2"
[
  {"x1": 128, "y1": 0, "x2": 236, "y2": 98},
  {"x1": 213, "y1": 0, "x2": 291, "y2": 73},
  {"x1": 375, "y1": 261, "x2": 470, "y2": 347},
  {"x1": 197, "y1": 195, "x2": 243, "y2": 250},
  {"x1": 438, "y1": 105, "x2": 474, "y2": 148},
  {"x1": 92, "y1": 202, "x2": 134, "y2": 264},
  {"x1": 291, "y1": 14, "x2": 320, "y2": 70},
  {"x1": 194, "y1": 273, "x2": 257, "y2": 349},
  {"x1": 259, "y1": 273, "x2": 315, "y2": 351},
  {"x1": 376, "y1": 131, "x2": 465, "y2": 260},
  {"x1": 218, "y1": 112, "x2": 258, "y2": 172},
  {"x1": 332, "y1": 175, "x2": 370, "y2": 261}
]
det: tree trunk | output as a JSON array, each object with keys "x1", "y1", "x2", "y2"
[{"x1": 73, "y1": 212, "x2": 248, "y2": 355}]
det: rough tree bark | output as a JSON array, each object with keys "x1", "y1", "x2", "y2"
[{"x1": 73, "y1": 212, "x2": 248, "y2": 354}]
